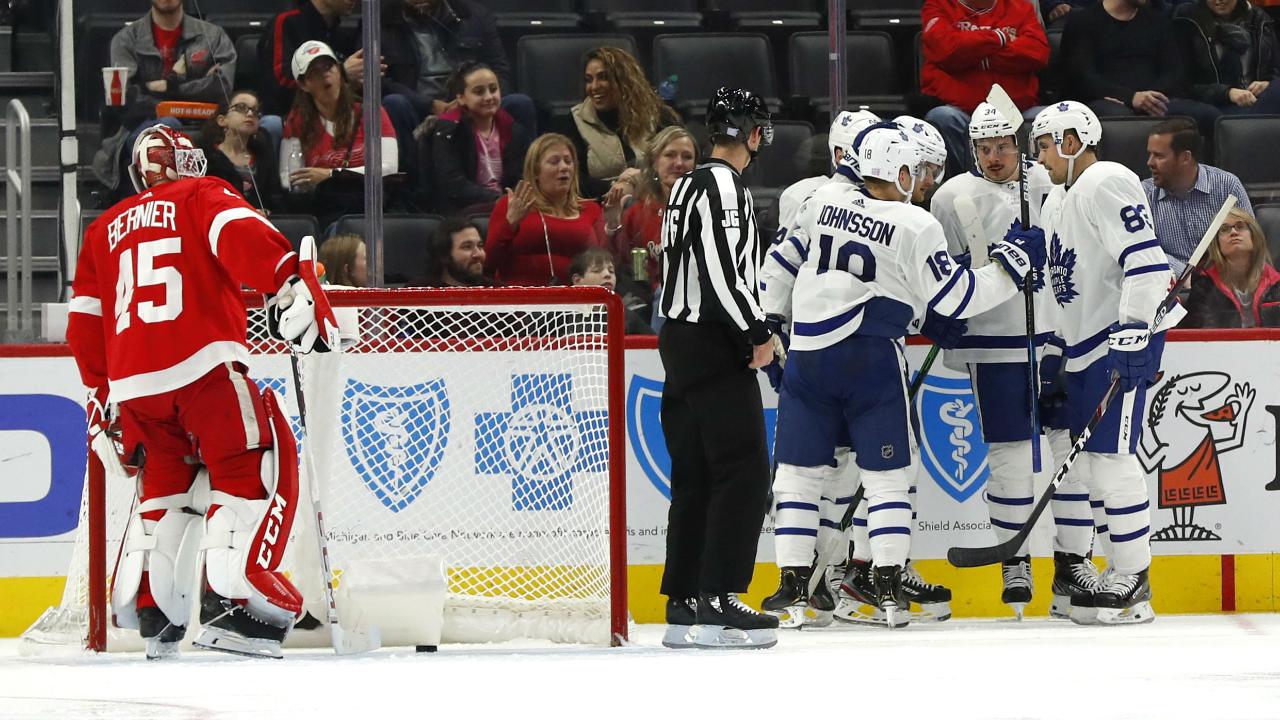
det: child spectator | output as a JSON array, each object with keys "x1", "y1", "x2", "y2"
[
  {"x1": 200, "y1": 90, "x2": 283, "y2": 212},
  {"x1": 568, "y1": 247, "x2": 656, "y2": 335}
]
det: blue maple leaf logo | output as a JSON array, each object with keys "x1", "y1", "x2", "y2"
[
  {"x1": 913, "y1": 122, "x2": 925, "y2": 134},
  {"x1": 1057, "y1": 102, "x2": 1070, "y2": 111},
  {"x1": 1049, "y1": 232, "x2": 1078, "y2": 306}
]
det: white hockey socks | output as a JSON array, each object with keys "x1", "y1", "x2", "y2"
[
  {"x1": 773, "y1": 463, "x2": 826, "y2": 567},
  {"x1": 1080, "y1": 452, "x2": 1151, "y2": 575},
  {"x1": 861, "y1": 465, "x2": 914, "y2": 568},
  {"x1": 1046, "y1": 429, "x2": 1094, "y2": 556},
  {"x1": 985, "y1": 441, "x2": 1035, "y2": 556},
  {"x1": 816, "y1": 448, "x2": 861, "y2": 567}
]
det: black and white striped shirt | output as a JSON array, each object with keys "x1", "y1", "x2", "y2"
[{"x1": 658, "y1": 158, "x2": 772, "y2": 345}]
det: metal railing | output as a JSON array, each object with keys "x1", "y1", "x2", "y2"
[{"x1": 5, "y1": 98, "x2": 32, "y2": 342}]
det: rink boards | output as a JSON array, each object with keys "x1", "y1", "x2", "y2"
[{"x1": 2, "y1": 329, "x2": 1279, "y2": 630}]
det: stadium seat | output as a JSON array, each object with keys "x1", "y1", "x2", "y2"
[
  {"x1": 651, "y1": 33, "x2": 779, "y2": 118},
  {"x1": 1215, "y1": 115, "x2": 1280, "y2": 201},
  {"x1": 1098, "y1": 116, "x2": 1177, "y2": 181},
  {"x1": 788, "y1": 31, "x2": 906, "y2": 116},
  {"x1": 711, "y1": 0, "x2": 822, "y2": 32},
  {"x1": 516, "y1": 34, "x2": 640, "y2": 118},
  {"x1": 234, "y1": 34, "x2": 261, "y2": 95},
  {"x1": 468, "y1": 214, "x2": 491, "y2": 242},
  {"x1": 1253, "y1": 204, "x2": 1280, "y2": 261},
  {"x1": 849, "y1": 0, "x2": 922, "y2": 29},
  {"x1": 584, "y1": 0, "x2": 703, "y2": 30},
  {"x1": 332, "y1": 214, "x2": 443, "y2": 286},
  {"x1": 186, "y1": 0, "x2": 289, "y2": 15},
  {"x1": 205, "y1": 14, "x2": 277, "y2": 43},
  {"x1": 742, "y1": 120, "x2": 815, "y2": 190},
  {"x1": 268, "y1": 214, "x2": 320, "y2": 253},
  {"x1": 751, "y1": 188, "x2": 781, "y2": 243},
  {"x1": 482, "y1": 0, "x2": 582, "y2": 29}
]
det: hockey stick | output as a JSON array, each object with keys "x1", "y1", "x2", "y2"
[
  {"x1": 985, "y1": 83, "x2": 1042, "y2": 475},
  {"x1": 947, "y1": 194, "x2": 1238, "y2": 568},
  {"x1": 288, "y1": 350, "x2": 373, "y2": 654},
  {"x1": 805, "y1": 343, "x2": 941, "y2": 596}
]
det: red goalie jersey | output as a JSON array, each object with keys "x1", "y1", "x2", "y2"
[{"x1": 68, "y1": 176, "x2": 298, "y2": 403}]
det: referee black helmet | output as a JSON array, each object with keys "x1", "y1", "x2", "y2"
[{"x1": 705, "y1": 87, "x2": 773, "y2": 149}]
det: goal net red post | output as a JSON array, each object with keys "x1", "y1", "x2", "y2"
[{"x1": 25, "y1": 287, "x2": 629, "y2": 653}]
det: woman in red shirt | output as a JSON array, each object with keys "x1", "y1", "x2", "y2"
[
  {"x1": 486, "y1": 133, "x2": 621, "y2": 286},
  {"x1": 614, "y1": 126, "x2": 699, "y2": 291}
]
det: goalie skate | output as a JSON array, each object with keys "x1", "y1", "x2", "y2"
[
  {"x1": 1095, "y1": 568, "x2": 1155, "y2": 626},
  {"x1": 138, "y1": 606, "x2": 185, "y2": 660},
  {"x1": 192, "y1": 592, "x2": 289, "y2": 659},
  {"x1": 902, "y1": 561, "x2": 951, "y2": 623},
  {"x1": 835, "y1": 560, "x2": 888, "y2": 627}
]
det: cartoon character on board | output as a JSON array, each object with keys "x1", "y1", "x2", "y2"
[{"x1": 1138, "y1": 372, "x2": 1255, "y2": 541}]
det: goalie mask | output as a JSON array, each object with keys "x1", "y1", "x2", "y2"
[{"x1": 128, "y1": 124, "x2": 208, "y2": 192}]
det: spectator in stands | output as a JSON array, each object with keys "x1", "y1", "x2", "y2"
[
  {"x1": 381, "y1": 0, "x2": 536, "y2": 163},
  {"x1": 920, "y1": 0, "x2": 1049, "y2": 177},
  {"x1": 421, "y1": 216, "x2": 494, "y2": 287},
  {"x1": 1041, "y1": 0, "x2": 1093, "y2": 29},
  {"x1": 568, "y1": 247, "x2": 656, "y2": 335},
  {"x1": 280, "y1": 41, "x2": 398, "y2": 227},
  {"x1": 427, "y1": 61, "x2": 531, "y2": 215},
  {"x1": 1182, "y1": 206, "x2": 1280, "y2": 327},
  {"x1": 1175, "y1": 0, "x2": 1280, "y2": 115},
  {"x1": 1061, "y1": 0, "x2": 1221, "y2": 133},
  {"x1": 558, "y1": 47, "x2": 681, "y2": 200},
  {"x1": 199, "y1": 90, "x2": 283, "y2": 212},
  {"x1": 1142, "y1": 118, "x2": 1253, "y2": 274},
  {"x1": 259, "y1": 0, "x2": 364, "y2": 118},
  {"x1": 318, "y1": 233, "x2": 368, "y2": 287},
  {"x1": 485, "y1": 133, "x2": 623, "y2": 286},
  {"x1": 614, "y1": 126, "x2": 699, "y2": 292},
  {"x1": 92, "y1": 0, "x2": 236, "y2": 195}
]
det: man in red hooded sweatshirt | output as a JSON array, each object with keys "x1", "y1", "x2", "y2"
[{"x1": 921, "y1": 0, "x2": 1049, "y2": 176}]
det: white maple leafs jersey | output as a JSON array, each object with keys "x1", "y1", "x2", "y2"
[
  {"x1": 776, "y1": 174, "x2": 831, "y2": 243},
  {"x1": 765, "y1": 181, "x2": 1022, "y2": 352},
  {"x1": 930, "y1": 163, "x2": 1058, "y2": 368},
  {"x1": 761, "y1": 170, "x2": 857, "y2": 321},
  {"x1": 1039, "y1": 161, "x2": 1172, "y2": 372}
]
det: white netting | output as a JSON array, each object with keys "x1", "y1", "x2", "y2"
[{"x1": 22, "y1": 287, "x2": 623, "y2": 652}]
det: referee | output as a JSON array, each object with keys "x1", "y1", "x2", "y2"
[{"x1": 656, "y1": 87, "x2": 780, "y2": 649}]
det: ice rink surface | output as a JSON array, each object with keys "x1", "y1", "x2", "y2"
[{"x1": 3, "y1": 614, "x2": 1279, "y2": 719}]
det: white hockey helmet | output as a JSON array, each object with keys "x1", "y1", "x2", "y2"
[
  {"x1": 850, "y1": 121, "x2": 923, "y2": 201},
  {"x1": 828, "y1": 109, "x2": 880, "y2": 171},
  {"x1": 128, "y1": 123, "x2": 207, "y2": 192},
  {"x1": 894, "y1": 115, "x2": 947, "y2": 183},
  {"x1": 968, "y1": 101, "x2": 1019, "y2": 177},
  {"x1": 1031, "y1": 101, "x2": 1101, "y2": 184}
]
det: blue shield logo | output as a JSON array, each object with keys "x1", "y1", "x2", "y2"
[
  {"x1": 627, "y1": 374, "x2": 778, "y2": 500},
  {"x1": 342, "y1": 378, "x2": 451, "y2": 512},
  {"x1": 915, "y1": 374, "x2": 989, "y2": 502}
]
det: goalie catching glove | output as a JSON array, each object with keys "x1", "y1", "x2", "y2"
[
  {"x1": 267, "y1": 235, "x2": 339, "y2": 353},
  {"x1": 989, "y1": 220, "x2": 1046, "y2": 291}
]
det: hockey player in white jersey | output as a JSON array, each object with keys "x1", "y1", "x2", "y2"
[
  {"x1": 930, "y1": 103, "x2": 1099, "y2": 619},
  {"x1": 775, "y1": 110, "x2": 880, "y2": 239},
  {"x1": 1032, "y1": 101, "x2": 1171, "y2": 625},
  {"x1": 764, "y1": 122, "x2": 1045, "y2": 627}
]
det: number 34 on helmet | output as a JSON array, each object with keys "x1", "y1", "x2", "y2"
[{"x1": 128, "y1": 123, "x2": 208, "y2": 192}]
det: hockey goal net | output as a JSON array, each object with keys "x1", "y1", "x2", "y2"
[{"x1": 21, "y1": 287, "x2": 628, "y2": 652}]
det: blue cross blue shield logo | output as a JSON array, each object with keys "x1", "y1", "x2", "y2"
[
  {"x1": 627, "y1": 374, "x2": 778, "y2": 500},
  {"x1": 341, "y1": 378, "x2": 451, "y2": 512},
  {"x1": 474, "y1": 373, "x2": 608, "y2": 511},
  {"x1": 915, "y1": 374, "x2": 989, "y2": 503}
]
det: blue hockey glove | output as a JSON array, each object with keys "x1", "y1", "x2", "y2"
[
  {"x1": 1037, "y1": 352, "x2": 1068, "y2": 430},
  {"x1": 762, "y1": 314, "x2": 789, "y2": 392},
  {"x1": 953, "y1": 251, "x2": 972, "y2": 269},
  {"x1": 989, "y1": 220, "x2": 1046, "y2": 291},
  {"x1": 1107, "y1": 321, "x2": 1154, "y2": 393},
  {"x1": 920, "y1": 309, "x2": 967, "y2": 350}
]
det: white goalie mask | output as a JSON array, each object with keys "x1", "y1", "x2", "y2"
[
  {"x1": 128, "y1": 124, "x2": 208, "y2": 192},
  {"x1": 894, "y1": 115, "x2": 947, "y2": 184},
  {"x1": 850, "y1": 122, "x2": 924, "y2": 202},
  {"x1": 828, "y1": 109, "x2": 880, "y2": 174}
]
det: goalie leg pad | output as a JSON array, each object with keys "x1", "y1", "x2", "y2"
[
  {"x1": 111, "y1": 493, "x2": 203, "y2": 633},
  {"x1": 201, "y1": 389, "x2": 303, "y2": 629},
  {"x1": 773, "y1": 463, "x2": 827, "y2": 568}
]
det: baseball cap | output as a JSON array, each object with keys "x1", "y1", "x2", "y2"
[{"x1": 292, "y1": 40, "x2": 338, "y2": 81}]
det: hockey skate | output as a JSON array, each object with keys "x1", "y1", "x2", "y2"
[
  {"x1": 902, "y1": 561, "x2": 952, "y2": 622},
  {"x1": 138, "y1": 606, "x2": 185, "y2": 660},
  {"x1": 834, "y1": 560, "x2": 888, "y2": 626},
  {"x1": 1001, "y1": 556, "x2": 1033, "y2": 620},
  {"x1": 1095, "y1": 568, "x2": 1155, "y2": 625},
  {"x1": 661, "y1": 596, "x2": 698, "y2": 649},
  {"x1": 1050, "y1": 552, "x2": 1103, "y2": 625},
  {"x1": 193, "y1": 591, "x2": 290, "y2": 659},
  {"x1": 689, "y1": 593, "x2": 778, "y2": 649},
  {"x1": 872, "y1": 565, "x2": 909, "y2": 629},
  {"x1": 763, "y1": 567, "x2": 835, "y2": 629}
]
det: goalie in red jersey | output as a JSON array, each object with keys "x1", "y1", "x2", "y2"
[{"x1": 67, "y1": 124, "x2": 340, "y2": 659}]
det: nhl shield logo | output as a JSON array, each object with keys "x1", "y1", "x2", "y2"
[
  {"x1": 627, "y1": 374, "x2": 778, "y2": 500},
  {"x1": 916, "y1": 375, "x2": 990, "y2": 503},
  {"x1": 341, "y1": 378, "x2": 451, "y2": 513}
]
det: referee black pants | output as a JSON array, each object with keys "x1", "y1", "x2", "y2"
[{"x1": 657, "y1": 320, "x2": 771, "y2": 598}]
